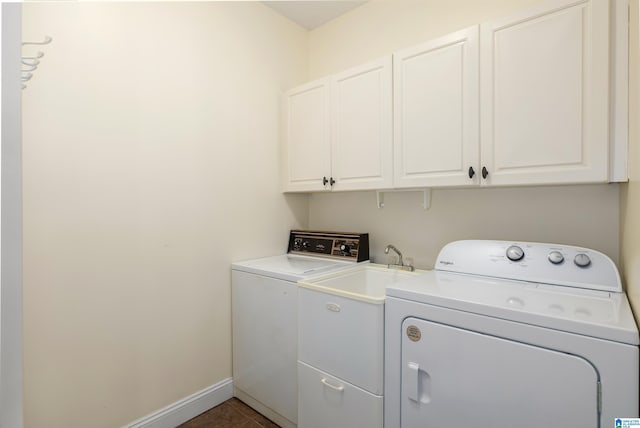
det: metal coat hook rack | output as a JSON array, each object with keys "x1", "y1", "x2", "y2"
[{"x1": 21, "y1": 36, "x2": 52, "y2": 89}]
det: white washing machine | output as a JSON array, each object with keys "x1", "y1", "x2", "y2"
[
  {"x1": 385, "y1": 240, "x2": 639, "y2": 428},
  {"x1": 232, "y1": 230, "x2": 369, "y2": 428}
]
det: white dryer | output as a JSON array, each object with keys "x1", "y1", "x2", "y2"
[
  {"x1": 232, "y1": 230, "x2": 368, "y2": 428},
  {"x1": 385, "y1": 240, "x2": 639, "y2": 428}
]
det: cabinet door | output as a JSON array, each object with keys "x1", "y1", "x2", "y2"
[
  {"x1": 393, "y1": 26, "x2": 480, "y2": 188},
  {"x1": 283, "y1": 78, "x2": 331, "y2": 192},
  {"x1": 298, "y1": 361, "x2": 383, "y2": 428},
  {"x1": 480, "y1": 0, "x2": 609, "y2": 186},
  {"x1": 298, "y1": 287, "x2": 384, "y2": 395},
  {"x1": 330, "y1": 57, "x2": 393, "y2": 191}
]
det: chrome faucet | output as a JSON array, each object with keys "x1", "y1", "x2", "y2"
[{"x1": 385, "y1": 244, "x2": 414, "y2": 271}]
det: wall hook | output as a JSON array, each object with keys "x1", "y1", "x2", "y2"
[
  {"x1": 22, "y1": 58, "x2": 41, "y2": 67},
  {"x1": 22, "y1": 63, "x2": 38, "y2": 72},
  {"x1": 21, "y1": 38, "x2": 52, "y2": 89},
  {"x1": 22, "y1": 36, "x2": 52, "y2": 46}
]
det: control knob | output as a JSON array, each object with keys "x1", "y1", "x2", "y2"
[
  {"x1": 506, "y1": 245, "x2": 525, "y2": 262},
  {"x1": 548, "y1": 251, "x2": 564, "y2": 265},
  {"x1": 340, "y1": 244, "x2": 351, "y2": 254},
  {"x1": 574, "y1": 253, "x2": 591, "y2": 268}
]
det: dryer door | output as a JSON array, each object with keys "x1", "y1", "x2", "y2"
[{"x1": 401, "y1": 317, "x2": 599, "y2": 428}]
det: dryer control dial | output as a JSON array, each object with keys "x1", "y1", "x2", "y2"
[
  {"x1": 506, "y1": 245, "x2": 525, "y2": 262},
  {"x1": 548, "y1": 251, "x2": 564, "y2": 265},
  {"x1": 574, "y1": 253, "x2": 591, "y2": 268}
]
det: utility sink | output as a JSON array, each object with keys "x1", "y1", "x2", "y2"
[{"x1": 298, "y1": 263, "x2": 426, "y2": 304}]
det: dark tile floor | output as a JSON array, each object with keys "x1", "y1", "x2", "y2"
[{"x1": 178, "y1": 398, "x2": 280, "y2": 428}]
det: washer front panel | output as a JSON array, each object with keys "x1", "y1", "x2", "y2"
[{"x1": 232, "y1": 270, "x2": 298, "y2": 423}]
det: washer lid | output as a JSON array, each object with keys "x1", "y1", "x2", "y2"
[
  {"x1": 386, "y1": 271, "x2": 639, "y2": 345},
  {"x1": 232, "y1": 254, "x2": 356, "y2": 282}
]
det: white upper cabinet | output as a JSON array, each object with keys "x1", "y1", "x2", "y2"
[
  {"x1": 480, "y1": 0, "x2": 610, "y2": 186},
  {"x1": 283, "y1": 79, "x2": 331, "y2": 192},
  {"x1": 331, "y1": 57, "x2": 393, "y2": 191},
  {"x1": 393, "y1": 26, "x2": 480, "y2": 188},
  {"x1": 282, "y1": 0, "x2": 623, "y2": 193},
  {"x1": 282, "y1": 57, "x2": 393, "y2": 192}
]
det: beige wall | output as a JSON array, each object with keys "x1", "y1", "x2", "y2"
[
  {"x1": 308, "y1": 0, "x2": 544, "y2": 80},
  {"x1": 21, "y1": 3, "x2": 308, "y2": 427},
  {"x1": 622, "y1": 0, "x2": 640, "y2": 310},
  {"x1": 309, "y1": 185, "x2": 620, "y2": 269},
  {"x1": 19, "y1": 1, "x2": 634, "y2": 427},
  {"x1": 307, "y1": 0, "x2": 622, "y2": 269}
]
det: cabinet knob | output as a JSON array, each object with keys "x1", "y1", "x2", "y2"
[
  {"x1": 481, "y1": 166, "x2": 489, "y2": 179},
  {"x1": 468, "y1": 166, "x2": 475, "y2": 179},
  {"x1": 322, "y1": 176, "x2": 329, "y2": 186},
  {"x1": 329, "y1": 177, "x2": 336, "y2": 186}
]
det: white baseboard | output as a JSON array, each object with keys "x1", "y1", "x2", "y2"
[{"x1": 125, "y1": 378, "x2": 233, "y2": 428}]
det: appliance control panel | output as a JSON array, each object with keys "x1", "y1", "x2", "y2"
[
  {"x1": 436, "y1": 240, "x2": 621, "y2": 293},
  {"x1": 287, "y1": 230, "x2": 369, "y2": 262}
]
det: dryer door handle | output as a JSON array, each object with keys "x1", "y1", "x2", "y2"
[
  {"x1": 407, "y1": 362, "x2": 420, "y2": 402},
  {"x1": 405, "y1": 361, "x2": 432, "y2": 404}
]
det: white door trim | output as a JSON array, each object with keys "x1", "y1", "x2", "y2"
[{"x1": 1, "y1": 4, "x2": 24, "y2": 427}]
